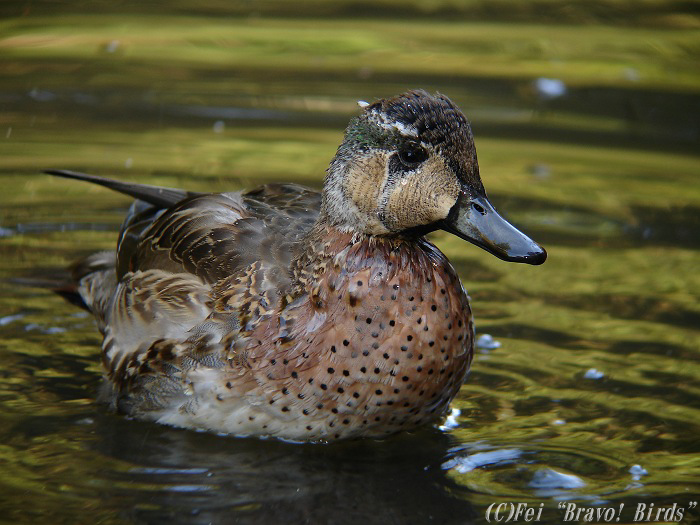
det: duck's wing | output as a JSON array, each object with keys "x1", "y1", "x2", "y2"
[
  {"x1": 108, "y1": 185, "x2": 321, "y2": 417},
  {"x1": 120, "y1": 183, "x2": 321, "y2": 288},
  {"x1": 46, "y1": 171, "x2": 321, "y2": 289}
]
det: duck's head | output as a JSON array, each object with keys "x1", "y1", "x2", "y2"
[{"x1": 322, "y1": 90, "x2": 546, "y2": 265}]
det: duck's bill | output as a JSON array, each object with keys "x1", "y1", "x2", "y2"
[{"x1": 440, "y1": 194, "x2": 547, "y2": 265}]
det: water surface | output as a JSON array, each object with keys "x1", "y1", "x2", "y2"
[{"x1": 1, "y1": 2, "x2": 699, "y2": 524}]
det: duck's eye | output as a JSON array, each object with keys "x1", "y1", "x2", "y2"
[{"x1": 398, "y1": 143, "x2": 428, "y2": 167}]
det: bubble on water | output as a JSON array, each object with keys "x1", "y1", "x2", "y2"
[
  {"x1": 629, "y1": 464, "x2": 648, "y2": 480},
  {"x1": 584, "y1": 368, "x2": 604, "y2": 379},
  {"x1": 534, "y1": 77, "x2": 567, "y2": 99},
  {"x1": 476, "y1": 334, "x2": 501, "y2": 350}
]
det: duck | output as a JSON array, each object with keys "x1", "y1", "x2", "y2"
[{"x1": 46, "y1": 90, "x2": 546, "y2": 442}]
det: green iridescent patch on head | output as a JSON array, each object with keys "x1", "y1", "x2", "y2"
[{"x1": 343, "y1": 116, "x2": 405, "y2": 151}]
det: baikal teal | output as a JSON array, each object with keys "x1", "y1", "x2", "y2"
[{"x1": 46, "y1": 90, "x2": 545, "y2": 442}]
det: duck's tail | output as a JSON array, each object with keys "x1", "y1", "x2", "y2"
[
  {"x1": 44, "y1": 169, "x2": 200, "y2": 209},
  {"x1": 11, "y1": 274, "x2": 89, "y2": 310}
]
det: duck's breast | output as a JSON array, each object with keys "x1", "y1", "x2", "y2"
[{"x1": 241, "y1": 237, "x2": 474, "y2": 440}]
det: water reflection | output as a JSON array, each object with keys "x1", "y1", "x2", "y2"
[
  {"x1": 1, "y1": 1, "x2": 699, "y2": 523},
  {"x1": 91, "y1": 417, "x2": 475, "y2": 525}
]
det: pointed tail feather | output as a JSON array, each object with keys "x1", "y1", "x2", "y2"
[
  {"x1": 9, "y1": 275, "x2": 89, "y2": 311},
  {"x1": 44, "y1": 169, "x2": 200, "y2": 209}
]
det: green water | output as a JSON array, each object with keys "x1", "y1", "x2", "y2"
[{"x1": 1, "y1": 2, "x2": 699, "y2": 524}]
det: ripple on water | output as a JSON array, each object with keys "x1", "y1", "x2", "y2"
[{"x1": 440, "y1": 439, "x2": 654, "y2": 505}]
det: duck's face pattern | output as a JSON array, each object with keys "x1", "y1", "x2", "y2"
[{"x1": 324, "y1": 90, "x2": 484, "y2": 236}]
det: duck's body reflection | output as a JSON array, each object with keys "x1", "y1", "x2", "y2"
[{"x1": 94, "y1": 414, "x2": 476, "y2": 524}]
